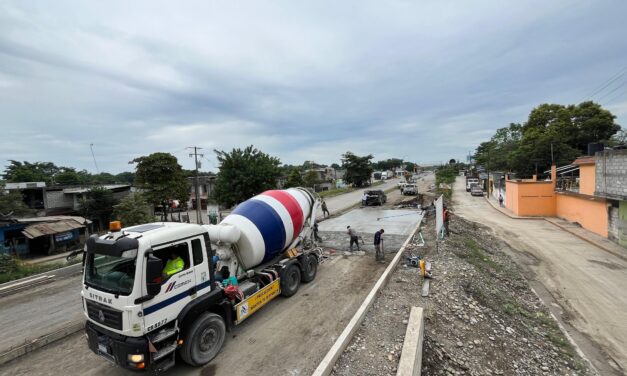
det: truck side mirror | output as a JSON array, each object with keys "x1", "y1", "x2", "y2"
[{"x1": 146, "y1": 255, "x2": 163, "y2": 297}]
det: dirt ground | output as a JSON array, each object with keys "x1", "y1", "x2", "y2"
[
  {"x1": 452, "y1": 180, "x2": 627, "y2": 375},
  {"x1": 332, "y1": 212, "x2": 592, "y2": 376}
]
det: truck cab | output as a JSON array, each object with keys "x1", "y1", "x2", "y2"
[
  {"x1": 83, "y1": 222, "x2": 226, "y2": 372},
  {"x1": 82, "y1": 214, "x2": 320, "y2": 373}
]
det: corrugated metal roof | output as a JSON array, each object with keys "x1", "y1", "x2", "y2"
[{"x1": 21, "y1": 219, "x2": 85, "y2": 239}]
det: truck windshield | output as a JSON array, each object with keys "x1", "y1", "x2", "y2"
[{"x1": 85, "y1": 249, "x2": 137, "y2": 296}]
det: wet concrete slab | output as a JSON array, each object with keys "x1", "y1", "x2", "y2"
[{"x1": 318, "y1": 207, "x2": 423, "y2": 236}]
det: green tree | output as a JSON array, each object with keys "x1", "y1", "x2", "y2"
[
  {"x1": 114, "y1": 194, "x2": 153, "y2": 226},
  {"x1": 284, "y1": 169, "x2": 304, "y2": 188},
  {"x1": 79, "y1": 187, "x2": 118, "y2": 231},
  {"x1": 474, "y1": 102, "x2": 620, "y2": 177},
  {"x1": 331, "y1": 163, "x2": 341, "y2": 170},
  {"x1": 373, "y1": 158, "x2": 404, "y2": 171},
  {"x1": 213, "y1": 145, "x2": 281, "y2": 207},
  {"x1": 131, "y1": 153, "x2": 190, "y2": 216},
  {"x1": 115, "y1": 172, "x2": 136, "y2": 185},
  {"x1": 0, "y1": 185, "x2": 32, "y2": 218},
  {"x1": 55, "y1": 168, "x2": 83, "y2": 185},
  {"x1": 2, "y1": 161, "x2": 60, "y2": 184},
  {"x1": 303, "y1": 170, "x2": 321, "y2": 188},
  {"x1": 341, "y1": 152, "x2": 373, "y2": 187}
]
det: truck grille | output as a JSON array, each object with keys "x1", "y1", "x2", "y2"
[{"x1": 86, "y1": 300, "x2": 123, "y2": 330}]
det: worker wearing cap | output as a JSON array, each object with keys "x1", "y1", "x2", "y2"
[{"x1": 163, "y1": 252, "x2": 184, "y2": 278}]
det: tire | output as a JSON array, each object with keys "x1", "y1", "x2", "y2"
[
  {"x1": 300, "y1": 254, "x2": 318, "y2": 283},
  {"x1": 280, "y1": 263, "x2": 301, "y2": 297},
  {"x1": 179, "y1": 313, "x2": 226, "y2": 367}
]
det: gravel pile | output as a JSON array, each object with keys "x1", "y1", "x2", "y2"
[{"x1": 332, "y1": 213, "x2": 592, "y2": 376}]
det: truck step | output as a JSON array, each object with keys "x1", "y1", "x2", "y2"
[
  {"x1": 154, "y1": 355, "x2": 175, "y2": 374},
  {"x1": 149, "y1": 328, "x2": 177, "y2": 343},
  {"x1": 153, "y1": 343, "x2": 178, "y2": 362}
]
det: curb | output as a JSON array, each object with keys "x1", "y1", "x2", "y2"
[
  {"x1": 482, "y1": 197, "x2": 627, "y2": 262},
  {"x1": 312, "y1": 216, "x2": 423, "y2": 376},
  {"x1": 397, "y1": 307, "x2": 425, "y2": 376},
  {"x1": 0, "y1": 320, "x2": 84, "y2": 366}
]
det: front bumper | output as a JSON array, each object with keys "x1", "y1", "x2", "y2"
[{"x1": 85, "y1": 321, "x2": 150, "y2": 371}]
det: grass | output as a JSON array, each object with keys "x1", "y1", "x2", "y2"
[
  {"x1": 458, "y1": 239, "x2": 503, "y2": 273},
  {"x1": 319, "y1": 187, "x2": 354, "y2": 198},
  {"x1": 317, "y1": 180, "x2": 387, "y2": 198},
  {"x1": 0, "y1": 255, "x2": 80, "y2": 284},
  {"x1": 435, "y1": 164, "x2": 458, "y2": 198}
]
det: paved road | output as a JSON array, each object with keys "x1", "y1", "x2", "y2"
[
  {"x1": 315, "y1": 178, "x2": 400, "y2": 220},
  {"x1": 452, "y1": 178, "x2": 627, "y2": 375},
  {"x1": 0, "y1": 178, "x2": 427, "y2": 375}
]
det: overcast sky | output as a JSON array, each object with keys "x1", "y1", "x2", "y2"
[{"x1": 1, "y1": 1, "x2": 626, "y2": 174}]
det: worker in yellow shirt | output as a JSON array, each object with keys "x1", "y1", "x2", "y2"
[{"x1": 163, "y1": 252, "x2": 184, "y2": 278}]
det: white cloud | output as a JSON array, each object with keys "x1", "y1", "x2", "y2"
[{"x1": 1, "y1": 0, "x2": 626, "y2": 173}]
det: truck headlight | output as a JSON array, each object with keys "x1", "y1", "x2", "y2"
[{"x1": 128, "y1": 354, "x2": 144, "y2": 363}]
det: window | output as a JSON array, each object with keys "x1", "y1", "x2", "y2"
[
  {"x1": 191, "y1": 238, "x2": 204, "y2": 266},
  {"x1": 153, "y1": 243, "x2": 190, "y2": 281}
]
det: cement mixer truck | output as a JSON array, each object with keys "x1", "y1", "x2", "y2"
[{"x1": 80, "y1": 188, "x2": 321, "y2": 373}]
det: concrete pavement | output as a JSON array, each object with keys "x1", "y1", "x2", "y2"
[
  {"x1": 453, "y1": 178, "x2": 627, "y2": 375},
  {"x1": 0, "y1": 179, "x2": 402, "y2": 366}
]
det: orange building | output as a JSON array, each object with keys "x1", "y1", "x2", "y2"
[{"x1": 505, "y1": 158, "x2": 609, "y2": 238}]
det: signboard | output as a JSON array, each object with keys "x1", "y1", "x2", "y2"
[
  {"x1": 235, "y1": 279, "x2": 280, "y2": 324},
  {"x1": 54, "y1": 231, "x2": 74, "y2": 242},
  {"x1": 435, "y1": 195, "x2": 444, "y2": 239}
]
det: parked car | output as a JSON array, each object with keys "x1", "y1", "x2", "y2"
[
  {"x1": 403, "y1": 184, "x2": 418, "y2": 195},
  {"x1": 471, "y1": 185, "x2": 484, "y2": 196},
  {"x1": 364, "y1": 190, "x2": 387, "y2": 206}
]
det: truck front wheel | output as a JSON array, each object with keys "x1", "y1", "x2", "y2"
[
  {"x1": 280, "y1": 263, "x2": 301, "y2": 297},
  {"x1": 180, "y1": 313, "x2": 226, "y2": 367}
]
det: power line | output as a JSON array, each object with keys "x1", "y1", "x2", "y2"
[
  {"x1": 187, "y1": 146, "x2": 204, "y2": 224},
  {"x1": 584, "y1": 64, "x2": 627, "y2": 101},
  {"x1": 597, "y1": 79, "x2": 627, "y2": 103},
  {"x1": 90, "y1": 143, "x2": 100, "y2": 173},
  {"x1": 603, "y1": 85, "x2": 627, "y2": 106}
]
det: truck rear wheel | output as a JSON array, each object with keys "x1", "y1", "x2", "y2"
[
  {"x1": 280, "y1": 263, "x2": 301, "y2": 297},
  {"x1": 180, "y1": 313, "x2": 226, "y2": 367},
  {"x1": 300, "y1": 254, "x2": 318, "y2": 283}
]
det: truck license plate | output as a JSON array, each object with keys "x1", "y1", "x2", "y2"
[{"x1": 98, "y1": 343, "x2": 109, "y2": 354}]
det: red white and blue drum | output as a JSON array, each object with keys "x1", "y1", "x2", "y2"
[{"x1": 221, "y1": 188, "x2": 314, "y2": 269}]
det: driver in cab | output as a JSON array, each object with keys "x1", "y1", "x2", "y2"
[{"x1": 162, "y1": 252, "x2": 184, "y2": 278}]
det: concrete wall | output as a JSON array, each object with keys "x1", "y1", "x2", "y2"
[
  {"x1": 45, "y1": 190, "x2": 73, "y2": 209},
  {"x1": 608, "y1": 205, "x2": 620, "y2": 244},
  {"x1": 505, "y1": 181, "x2": 556, "y2": 216},
  {"x1": 579, "y1": 164, "x2": 596, "y2": 196},
  {"x1": 556, "y1": 193, "x2": 608, "y2": 237},
  {"x1": 595, "y1": 149, "x2": 627, "y2": 199}
]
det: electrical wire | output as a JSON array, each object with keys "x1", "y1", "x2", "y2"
[
  {"x1": 597, "y1": 79, "x2": 627, "y2": 103},
  {"x1": 583, "y1": 65, "x2": 627, "y2": 101}
]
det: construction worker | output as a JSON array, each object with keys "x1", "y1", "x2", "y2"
[
  {"x1": 313, "y1": 222, "x2": 322, "y2": 242},
  {"x1": 443, "y1": 205, "x2": 451, "y2": 237},
  {"x1": 374, "y1": 229, "x2": 385, "y2": 261},
  {"x1": 347, "y1": 226, "x2": 360, "y2": 251},
  {"x1": 163, "y1": 252, "x2": 184, "y2": 278},
  {"x1": 321, "y1": 200, "x2": 330, "y2": 218}
]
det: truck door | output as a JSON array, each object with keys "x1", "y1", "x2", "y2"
[
  {"x1": 190, "y1": 236, "x2": 211, "y2": 296},
  {"x1": 142, "y1": 241, "x2": 196, "y2": 332}
]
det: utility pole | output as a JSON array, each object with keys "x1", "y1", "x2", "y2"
[
  {"x1": 90, "y1": 143, "x2": 100, "y2": 173},
  {"x1": 187, "y1": 146, "x2": 204, "y2": 224}
]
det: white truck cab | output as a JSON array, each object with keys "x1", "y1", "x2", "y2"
[{"x1": 82, "y1": 219, "x2": 319, "y2": 373}]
